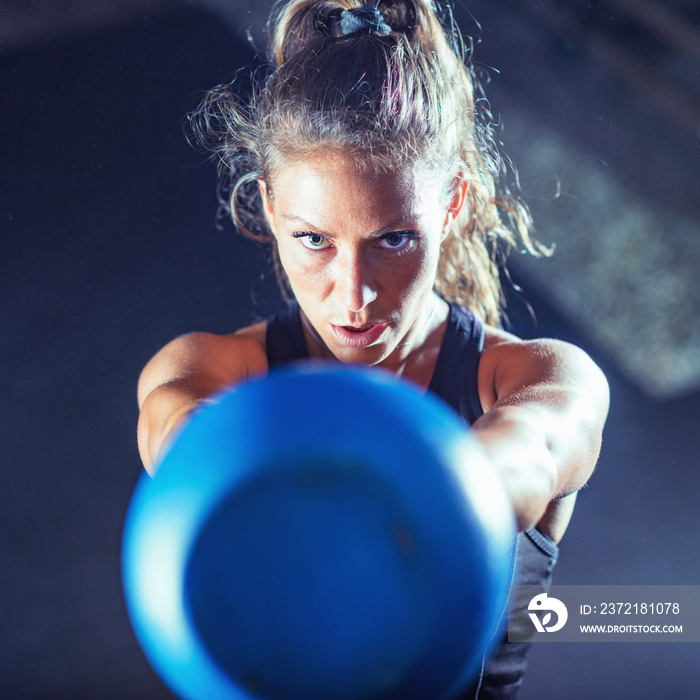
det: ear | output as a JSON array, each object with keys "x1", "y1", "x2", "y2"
[
  {"x1": 258, "y1": 178, "x2": 277, "y2": 235},
  {"x1": 442, "y1": 175, "x2": 469, "y2": 241}
]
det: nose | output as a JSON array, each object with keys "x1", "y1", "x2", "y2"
[{"x1": 332, "y1": 249, "x2": 377, "y2": 313}]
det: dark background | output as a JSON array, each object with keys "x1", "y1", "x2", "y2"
[{"x1": 2, "y1": 1, "x2": 699, "y2": 698}]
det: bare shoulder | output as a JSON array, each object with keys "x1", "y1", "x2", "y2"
[
  {"x1": 478, "y1": 325, "x2": 610, "y2": 414},
  {"x1": 137, "y1": 321, "x2": 269, "y2": 407}
]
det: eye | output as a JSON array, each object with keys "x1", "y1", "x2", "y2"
[
  {"x1": 294, "y1": 232, "x2": 331, "y2": 250},
  {"x1": 377, "y1": 231, "x2": 416, "y2": 251}
]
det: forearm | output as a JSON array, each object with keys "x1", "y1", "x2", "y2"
[
  {"x1": 137, "y1": 381, "x2": 214, "y2": 476},
  {"x1": 472, "y1": 405, "x2": 558, "y2": 532}
]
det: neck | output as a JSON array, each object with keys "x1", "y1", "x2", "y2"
[
  {"x1": 382, "y1": 295, "x2": 448, "y2": 385},
  {"x1": 300, "y1": 311, "x2": 337, "y2": 362}
]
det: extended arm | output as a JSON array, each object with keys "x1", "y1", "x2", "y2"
[
  {"x1": 473, "y1": 337, "x2": 610, "y2": 532},
  {"x1": 137, "y1": 331, "x2": 267, "y2": 475}
]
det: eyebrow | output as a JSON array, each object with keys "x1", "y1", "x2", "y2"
[
  {"x1": 282, "y1": 214, "x2": 334, "y2": 238},
  {"x1": 281, "y1": 214, "x2": 414, "y2": 238}
]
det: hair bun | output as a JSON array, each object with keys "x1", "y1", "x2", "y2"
[{"x1": 336, "y1": 7, "x2": 392, "y2": 36}]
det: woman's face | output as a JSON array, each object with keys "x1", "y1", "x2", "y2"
[{"x1": 260, "y1": 152, "x2": 465, "y2": 368}]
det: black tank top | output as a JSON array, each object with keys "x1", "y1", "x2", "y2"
[{"x1": 266, "y1": 302, "x2": 559, "y2": 699}]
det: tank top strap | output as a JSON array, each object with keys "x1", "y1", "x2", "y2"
[
  {"x1": 265, "y1": 303, "x2": 308, "y2": 367},
  {"x1": 428, "y1": 303, "x2": 485, "y2": 425}
]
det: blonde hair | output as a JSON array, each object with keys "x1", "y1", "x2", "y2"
[{"x1": 189, "y1": 0, "x2": 548, "y2": 325}]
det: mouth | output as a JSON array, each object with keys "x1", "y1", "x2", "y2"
[{"x1": 329, "y1": 322, "x2": 388, "y2": 348}]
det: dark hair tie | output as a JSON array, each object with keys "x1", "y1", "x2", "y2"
[{"x1": 338, "y1": 7, "x2": 392, "y2": 36}]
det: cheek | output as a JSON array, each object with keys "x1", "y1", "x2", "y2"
[
  {"x1": 371, "y1": 252, "x2": 439, "y2": 311},
  {"x1": 275, "y1": 241, "x2": 330, "y2": 297},
  {"x1": 395, "y1": 242, "x2": 441, "y2": 292}
]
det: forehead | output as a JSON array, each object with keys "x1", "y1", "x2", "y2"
[{"x1": 268, "y1": 152, "x2": 445, "y2": 229}]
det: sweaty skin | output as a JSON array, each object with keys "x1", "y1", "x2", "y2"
[{"x1": 137, "y1": 153, "x2": 609, "y2": 542}]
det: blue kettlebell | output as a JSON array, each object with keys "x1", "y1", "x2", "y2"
[{"x1": 122, "y1": 364, "x2": 515, "y2": 700}]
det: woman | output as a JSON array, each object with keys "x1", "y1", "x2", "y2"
[{"x1": 137, "y1": 0, "x2": 609, "y2": 696}]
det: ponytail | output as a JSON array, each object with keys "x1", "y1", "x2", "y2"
[{"x1": 189, "y1": 0, "x2": 548, "y2": 324}]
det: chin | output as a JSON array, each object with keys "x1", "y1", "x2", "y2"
[{"x1": 328, "y1": 343, "x2": 389, "y2": 367}]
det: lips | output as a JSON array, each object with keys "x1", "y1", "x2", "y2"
[{"x1": 329, "y1": 322, "x2": 388, "y2": 348}]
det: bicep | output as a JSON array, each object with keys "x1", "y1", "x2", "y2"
[
  {"x1": 485, "y1": 338, "x2": 610, "y2": 496},
  {"x1": 136, "y1": 331, "x2": 268, "y2": 475},
  {"x1": 137, "y1": 332, "x2": 267, "y2": 408}
]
